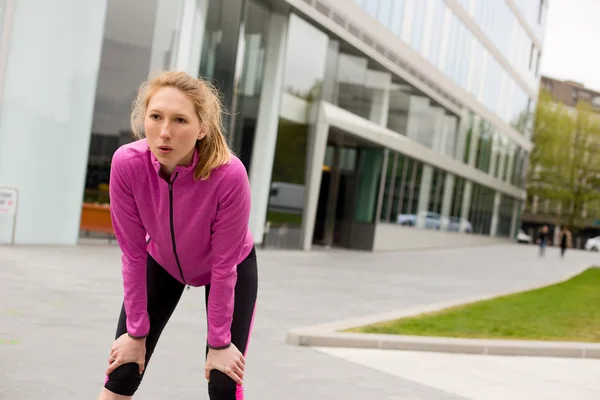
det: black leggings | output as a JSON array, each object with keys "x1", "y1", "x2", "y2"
[{"x1": 104, "y1": 247, "x2": 258, "y2": 399}]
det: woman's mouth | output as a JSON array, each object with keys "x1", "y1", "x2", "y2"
[{"x1": 158, "y1": 146, "x2": 173, "y2": 154}]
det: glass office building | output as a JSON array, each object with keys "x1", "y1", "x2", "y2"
[{"x1": 0, "y1": 0, "x2": 547, "y2": 249}]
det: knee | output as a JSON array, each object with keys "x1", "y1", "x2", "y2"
[
  {"x1": 208, "y1": 370, "x2": 238, "y2": 397},
  {"x1": 104, "y1": 363, "x2": 144, "y2": 396}
]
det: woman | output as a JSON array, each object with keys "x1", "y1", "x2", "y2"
[
  {"x1": 97, "y1": 71, "x2": 257, "y2": 400},
  {"x1": 537, "y1": 225, "x2": 549, "y2": 257},
  {"x1": 558, "y1": 225, "x2": 573, "y2": 258}
]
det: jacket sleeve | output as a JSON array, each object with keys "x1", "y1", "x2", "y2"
[
  {"x1": 109, "y1": 149, "x2": 150, "y2": 338},
  {"x1": 207, "y1": 161, "x2": 251, "y2": 349}
]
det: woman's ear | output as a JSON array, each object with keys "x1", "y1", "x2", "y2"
[{"x1": 198, "y1": 127, "x2": 207, "y2": 141}]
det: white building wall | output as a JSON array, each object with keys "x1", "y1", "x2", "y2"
[
  {"x1": 0, "y1": 0, "x2": 108, "y2": 245},
  {"x1": 373, "y1": 222, "x2": 511, "y2": 251}
]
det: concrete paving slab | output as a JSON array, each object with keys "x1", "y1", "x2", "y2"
[
  {"x1": 315, "y1": 347, "x2": 600, "y2": 400},
  {"x1": 1, "y1": 242, "x2": 598, "y2": 399}
]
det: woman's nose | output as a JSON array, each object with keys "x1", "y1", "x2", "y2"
[{"x1": 159, "y1": 126, "x2": 171, "y2": 139}]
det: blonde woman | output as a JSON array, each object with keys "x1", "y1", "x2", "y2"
[{"x1": 97, "y1": 71, "x2": 257, "y2": 400}]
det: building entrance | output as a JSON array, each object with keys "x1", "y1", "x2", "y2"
[{"x1": 312, "y1": 129, "x2": 384, "y2": 249}]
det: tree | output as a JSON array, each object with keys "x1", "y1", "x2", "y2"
[{"x1": 527, "y1": 90, "x2": 600, "y2": 229}]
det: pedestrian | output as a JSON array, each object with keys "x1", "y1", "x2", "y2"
[
  {"x1": 558, "y1": 225, "x2": 573, "y2": 258},
  {"x1": 537, "y1": 225, "x2": 549, "y2": 257},
  {"x1": 97, "y1": 71, "x2": 257, "y2": 400}
]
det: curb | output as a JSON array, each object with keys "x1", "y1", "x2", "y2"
[
  {"x1": 286, "y1": 330, "x2": 600, "y2": 359},
  {"x1": 286, "y1": 271, "x2": 600, "y2": 359}
]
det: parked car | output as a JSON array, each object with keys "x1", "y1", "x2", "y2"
[
  {"x1": 268, "y1": 182, "x2": 304, "y2": 214},
  {"x1": 397, "y1": 211, "x2": 441, "y2": 230},
  {"x1": 584, "y1": 236, "x2": 600, "y2": 251},
  {"x1": 516, "y1": 229, "x2": 532, "y2": 244},
  {"x1": 397, "y1": 212, "x2": 472, "y2": 233},
  {"x1": 447, "y1": 216, "x2": 473, "y2": 233}
]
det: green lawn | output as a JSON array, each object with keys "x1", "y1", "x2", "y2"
[
  {"x1": 348, "y1": 267, "x2": 600, "y2": 342},
  {"x1": 266, "y1": 211, "x2": 302, "y2": 225}
]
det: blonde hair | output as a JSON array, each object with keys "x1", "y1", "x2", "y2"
[{"x1": 130, "y1": 70, "x2": 231, "y2": 180}]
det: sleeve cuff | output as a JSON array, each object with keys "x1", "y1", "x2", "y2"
[
  {"x1": 207, "y1": 342, "x2": 231, "y2": 350},
  {"x1": 128, "y1": 332, "x2": 149, "y2": 340}
]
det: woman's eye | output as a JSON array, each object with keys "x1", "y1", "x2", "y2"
[
  {"x1": 150, "y1": 114, "x2": 160, "y2": 120},
  {"x1": 175, "y1": 118, "x2": 187, "y2": 124}
]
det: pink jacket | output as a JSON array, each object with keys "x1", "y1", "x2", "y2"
[{"x1": 109, "y1": 139, "x2": 254, "y2": 349}]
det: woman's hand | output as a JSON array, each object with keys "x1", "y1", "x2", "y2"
[
  {"x1": 106, "y1": 333, "x2": 147, "y2": 375},
  {"x1": 204, "y1": 344, "x2": 245, "y2": 385}
]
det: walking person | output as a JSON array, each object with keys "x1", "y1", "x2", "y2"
[
  {"x1": 558, "y1": 225, "x2": 573, "y2": 258},
  {"x1": 537, "y1": 225, "x2": 549, "y2": 257},
  {"x1": 97, "y1": 71, "x2": 258, "y2": 400}
]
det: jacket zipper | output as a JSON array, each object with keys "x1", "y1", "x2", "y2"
[{"x1": 167, "y1": 172, "x2": 188, "y2": 288}]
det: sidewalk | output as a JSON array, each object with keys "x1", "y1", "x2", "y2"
[
  {"x1": 315, "y1": 347, "x2": 600, "y2": 400},
  {"x1": 1, "y1": 242, "x2": 598, "y2": 399}
]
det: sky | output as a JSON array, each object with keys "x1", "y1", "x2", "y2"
[{"x1": 540, "y1": 0, "x2": 600, "y2": 91}]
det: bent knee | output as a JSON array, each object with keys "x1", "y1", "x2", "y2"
[
  {"x1": 104, "y1": 363, "x2": 144, "y2": 396},
  {"x1": 208, "y1": 370, "x2": 239, "y2": 398}
]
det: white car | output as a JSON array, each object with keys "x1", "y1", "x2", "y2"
[
  {"x1": 396, "y1": 212, "x2": 473, "y2": 233},
  {"x1": 584, "y1": 236, "x2": 600, "y2": 251},
  {"x1": 517, "y1": 229, "x2": 532, "y2": 244}
]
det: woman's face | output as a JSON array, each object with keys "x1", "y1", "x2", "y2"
[{"x1": 144, "y1": 87, "x2": 204, "y2": 176}]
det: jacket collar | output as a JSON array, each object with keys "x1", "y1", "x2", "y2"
[{"x1": 149, "y1": 143, "x2": 199, "y2": 181}]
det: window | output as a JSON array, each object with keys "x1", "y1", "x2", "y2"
[
  {"x1": 377, "y1": 0, "x2": 393, "y2": 27},
  {"x1": 284, "y1": 14, "x2": 328, "y2": 101},
  {"x1": 528, "y1": 44, "x2": 534, "y2": 70},
  {"x1": 364, "y1": 0, "x2": 379, "y2": 17},
  {"x1": 85, "y1": 0, "x2": 184, "y2": 203}
]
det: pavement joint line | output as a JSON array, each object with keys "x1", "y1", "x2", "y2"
[{"x1": 286, "y1": 269, "x2": 600, "y2": 359}]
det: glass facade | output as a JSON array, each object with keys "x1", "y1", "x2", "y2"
[
  {"x1": 475, "y1": 119, "x2": 493, "y2": 173},
  {"x1": 263, "y1": 12, "x2": 329, "y2": 248},
  {"x1": 0, "y1": 0, "x2": 6, "y2": 41},
  {"x1": 85, "y1": 0, "x2": 274, "y2": 200},
  {"x1": 380, "y1": 152, "x2": 423, "y2": 225},
  {"x1": 199, "y1": 0, "x2": 272, "y2": 170},
  {"x1": 229, "y1": 0, "x2": 271, "y2": 170},
  {"x1": 264, "y1": 119, "x2": 309, "y2": 248},
  {"x1": 511, "y1": 147, "x2": 528, "y2": 189},
  {"x1": 0, "y1": 0, "x2": 546, "y2": 247},
  {"x1": 458, "y1": 0, "x2": 543, "y2": 87},
  {"x1": 449, "y1": 176, "x2": 467, "y2": 229},
  {"x1": 283, "y1": 14, "x2": 328, "y2": 101},
  {"x1": 375, "y1": 142, "x2": 525, "y2": 238},
  {"x1": 85, "y1": 0, "x2": 184, "y2": 203},
  {"x1": 334, "y1": 52, "x2": 376, "y2": 120},
  {"x1": 497, "y1": 194, "x2": 516, "y2": 237},
  {"x1": 513, "y1": 0, "x2": 548, "y2": 44},
  {"x1": 198, "y1": 0, "x2": 245, "y2": 128},
  {"x1": 468, "y1": 183, "x2": 495, "y2": 235},
  {"x1": 378, "y1": 150, "x2": 515, "y2": 236},
  {"x1": 351, "y1": 0, "x2": 535, "y2": 139},
  {"x1": 75, "y1": 0, "x2": 538, "y2": 248},
  {"x1": 328, "y1": 41, "x2": 463, "y2": 159}
]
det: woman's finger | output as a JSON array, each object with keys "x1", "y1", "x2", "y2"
[
  {"x1": 106, "y1": 359, "x2": 121, "y2": 376},
  {"x1": 225, "y1": 367, "x2": 243, "y2": 386},
  {"x1": 236, "y1": 358, "x2": 245, "y2": 372},
  {"x1": 232, "y1": 364, "x2": 244, "y2": 380}
]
